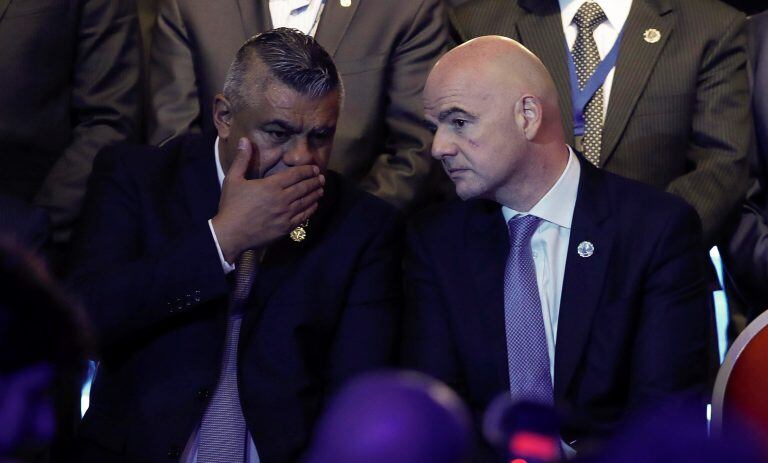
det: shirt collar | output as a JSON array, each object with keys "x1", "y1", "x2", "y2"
[
  {"x1": 214, "y1": 136, "x2": 226, "y2": 188},
  {"x1": 502, "y1": 146, "x2": 580, "y2": 230},
  {"x1": 559, "y1": 0, "x2": 633, "y2": 32}
]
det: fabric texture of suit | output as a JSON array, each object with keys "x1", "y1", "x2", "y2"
[
  {"x1": 148, "y1": 0, "x2": 446, "y2": 211},
  {"x1": 403, "y1": 156, "x2": 710, "y2": 455},
  {"x1": 722, "y1": 10, "x2": 768, "y2": 318},
  {"x1": 0, "y1": 0, "x2": 141, "y2": 240},
  {"x1": 68, "y1": 133, "x2": 403, "y2": 462},
  {"x1": 450, "y1": 0, "x2": 751, "y2": 245}
]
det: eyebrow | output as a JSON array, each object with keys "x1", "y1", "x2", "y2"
[
  {"x1": 437, "y1": 107, "x2": 477, "y2": 122},
  {"x1": 261, "y1": 120, "x2": 336, "y2": 135},
  {"x1": 261, "y1": 120, "x2": 299, "y2": 133}
]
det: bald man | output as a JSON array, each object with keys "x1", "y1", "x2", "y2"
[{"x1": 402, "y1": 36, "x2": 711, "y2": 458}]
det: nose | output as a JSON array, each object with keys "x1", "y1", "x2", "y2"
[
  {"x1": 431, "y1": 127, "x2": 458, "y2": 161},
  {"x1": 283, "y1": 137, "x2": 316, "y2": 166}
]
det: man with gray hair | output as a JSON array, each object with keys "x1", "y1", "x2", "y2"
[{"x1": 69, "y1": 28, "x2": 402, "y2": 463}]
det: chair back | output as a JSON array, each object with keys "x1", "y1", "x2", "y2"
[{"x1": 712, "y1": 310, "x2": 768, "y2": 436}]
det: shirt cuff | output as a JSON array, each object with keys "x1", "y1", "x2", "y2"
[{"x1": 208, "y1": 219, "x2": 236, "y2": 274}]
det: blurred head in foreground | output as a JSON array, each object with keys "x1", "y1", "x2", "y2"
[
  {"x1": 304, "y1": 371, "x2": 473, "y2": 463},
  {"x1": 0, "y1": 240, "x2": 90, "y2": 462},
  {"x1": 576, "y1": 404, "x2": 768, "y2": 463}
]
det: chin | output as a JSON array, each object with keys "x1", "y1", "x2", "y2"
[{"x1": 454, "y1": 182, "x2": 483, "y2": 201}]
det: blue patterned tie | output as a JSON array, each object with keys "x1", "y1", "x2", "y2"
[
  {"x1": 503, "y1": 215, "x2": 553, "y2": 405},
  {"x1": 197, "y1": 249, "x2": 257, "y2": 462}
]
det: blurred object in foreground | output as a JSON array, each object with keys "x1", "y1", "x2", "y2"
[
  {"x1": 484, "y1": 395, "x2": 562, "y2": 463},
  {"x1": 304, "y1": 370, "x2": 472, "y2": 463},
  {"x1": 0, "y1": 241, "x2": 90, "y2": 462},
  {"x1": 577, "y1": 404, "x2": 768, "y2": 463}
]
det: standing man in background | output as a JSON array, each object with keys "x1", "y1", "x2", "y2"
[
  {"x1": 0, "y1": 0, "x2": 142, "y2": 244},
  {"x1": 450, "y1": 0, "x2": 751, "y2": 247},
  {"x1": 723, "y1": 9, "x2": 768, "y2": 324},
  {"x1": 149, "y1": 0, "x2": 447, "y2": 212}
]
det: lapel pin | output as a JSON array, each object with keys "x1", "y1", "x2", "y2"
[
  {"x1": 643, "y1": 28, "x2": 661, "y2": 44},
  {"x1": 340, "y1": 0, "x2": 351, "y2": 7},
  {"x1": 290, "y1": 219, "x2": 309, "y2": 243},
  {"x1": 577, "y1": 241, "x2": 594, "y2": 258}
]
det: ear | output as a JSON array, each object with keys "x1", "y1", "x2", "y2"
[
  {"x1": 514, "y1": 95, "x2": 543, "y2": 141},
  {"x1": 212, "y1": 94, "x2": 234, "y2": 140}
]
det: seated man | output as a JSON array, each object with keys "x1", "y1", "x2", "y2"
[
  {"x1": 403, "y1": 36, "x2": 710, "y2": 458},
  {"x1": 69, "y1": 28, "x2": 402, "y2": 463}
]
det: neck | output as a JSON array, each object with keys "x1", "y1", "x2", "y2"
[{"x1": 496, "y1": 143, "x2": 569, "y2": 211}]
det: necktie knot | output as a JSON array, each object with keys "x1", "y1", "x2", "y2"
[
  {"x1": 507, "y1": 215, "x2": 541, "y2": 248},
  {"x1": 574, "y1": 2, "x2": 607, "y2": 32}
]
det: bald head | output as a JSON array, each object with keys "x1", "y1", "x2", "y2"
[
  {"x1": 423, "y1": 36, "x2": 569, "y2": 210},
  {"x1": 427, "y1": 36, "x2": 562, "y2": 140}
]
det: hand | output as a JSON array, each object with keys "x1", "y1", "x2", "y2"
[{"x1": 211, "y1": 138, "x2": 324, "y2": 262}]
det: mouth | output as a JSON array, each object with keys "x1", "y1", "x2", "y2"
[{"x1": 445, "y1": 166, "x2": 470, "y2": 176}]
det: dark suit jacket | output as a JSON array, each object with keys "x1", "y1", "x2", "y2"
[
  {"x1": 403, "y1": 156, "x2": 710, "y2": 455},
  {"x1": 68, "y1": 134, "x2": 403, "y2": 462},
  {"x1": 722, "y1": 10, "x2": 768, "y2": 317},
  {"x1": 450, "y1": 0, "x2": 751, "y2": 245},
  {"x1": 148, "y1": 0, "x2": 447, "y2": 211},
  {"x1": 0, "y1": 0, "x2": 141, "y2": 240}
]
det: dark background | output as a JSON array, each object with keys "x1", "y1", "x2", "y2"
[{"x1": 722, "y1": 0, "x2": 766, "y2": 15}]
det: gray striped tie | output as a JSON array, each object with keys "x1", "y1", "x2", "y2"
[
  {"x1": 573, "y1": 2, "x2": 608, "y2": 167},
  {"x1": 197, "y1": 249, "x2": 257, "y2": 462}
]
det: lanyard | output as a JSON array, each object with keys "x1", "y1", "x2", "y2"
[{"x1": 567, "y1": 29, "x2": 624, "y2": 136}]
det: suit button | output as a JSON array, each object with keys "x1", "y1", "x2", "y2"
[
  {"x1": 196, "y1": 388, "x2": 210, "y2": 401},
  {"x1": 167, "y1": 446, "x2": 181, "y2": 458}
]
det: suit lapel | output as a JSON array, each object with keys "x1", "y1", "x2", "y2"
[
  {"x1": 553, "y1": 157, "x2": 614, "y2": 400},
  {"x1": 601, "y1": 0, "x2": 675, "y2": 164},
  {"x1": 256, "y1": 173, "x2": 338, "y2": 302},
  {"x1": 0, "y1": 0, "x2": 11, "y2": 21},
  {"x1": 180, "y1": 134, "x2": 221, "y2": 227},
  {"x1": 465, "y1": 200, "x2": 512, "y2": 388},
  {"x1": 517, "y1": 0, "x2": 574, "y2": 145},
  {"x1": 236, "y1": 0, "x2": 273, "y2": 40},
  {"x1": 314, "y1": 0, "x2": 359, "y2": 57}
]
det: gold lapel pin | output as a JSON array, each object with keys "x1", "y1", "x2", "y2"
[
  {"x1": 643, "y1": 28, "x2": 661, "y2": 44},
  {"x1": 340, "y1": 0, "x2": 351, "y2": 7},
  {"x1": 290, "y1": 219, "x2": 309, "y2": 243}
]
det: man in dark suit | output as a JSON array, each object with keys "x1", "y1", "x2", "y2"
[
  {"x1": 148, "y1": 0, "x2": 446, "y2": 212},
  {"x1": 0, "y1": 0, "x2": 141, "y2": 242},
  {"x1": 404, "y1": 36, "x2": 710, "y2": 458},
  {"x1": 450, "y1": 0, "x2": 751, "y2": 247},
  {"x1": 723, "y1": 9, "x2": 768, "y2": 321},
  {"x1": 69, "y1": 29, "x2": 402, "y2": 462}
]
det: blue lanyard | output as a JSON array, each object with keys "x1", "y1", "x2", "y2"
[{"x1": 567, "y1": 29, "x2": 624, "y2": 136}]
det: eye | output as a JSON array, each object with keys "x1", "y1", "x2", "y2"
[
  {"x1": 451, "y1": 118, "x2": 467, "y2": 130},
  {"x1": 312, "y1": 130, "x2": 332, "y2": 140},
  {"x1": 424, "y1": 122, "x2": 437, "y2": 134},
  {"x1": 267, "y1": 130, "x2": 289, "y2": 141}
]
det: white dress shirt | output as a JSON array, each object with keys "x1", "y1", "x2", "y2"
[
  {"x1": 208, "y1": 137, "x2": 236, "y2": 274},
  {"x1": 502, "y1": 147, "x2": 581, "y2": 458},
  {"x1": 501, "y1": 147, "x2": 581, "y2": 383},
  {"x1": 559, "y1": 0, "x2": 633, "y2": 116},
  {"x1": 269, "y1": 0, "x2": 325, "y2": 36}
]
